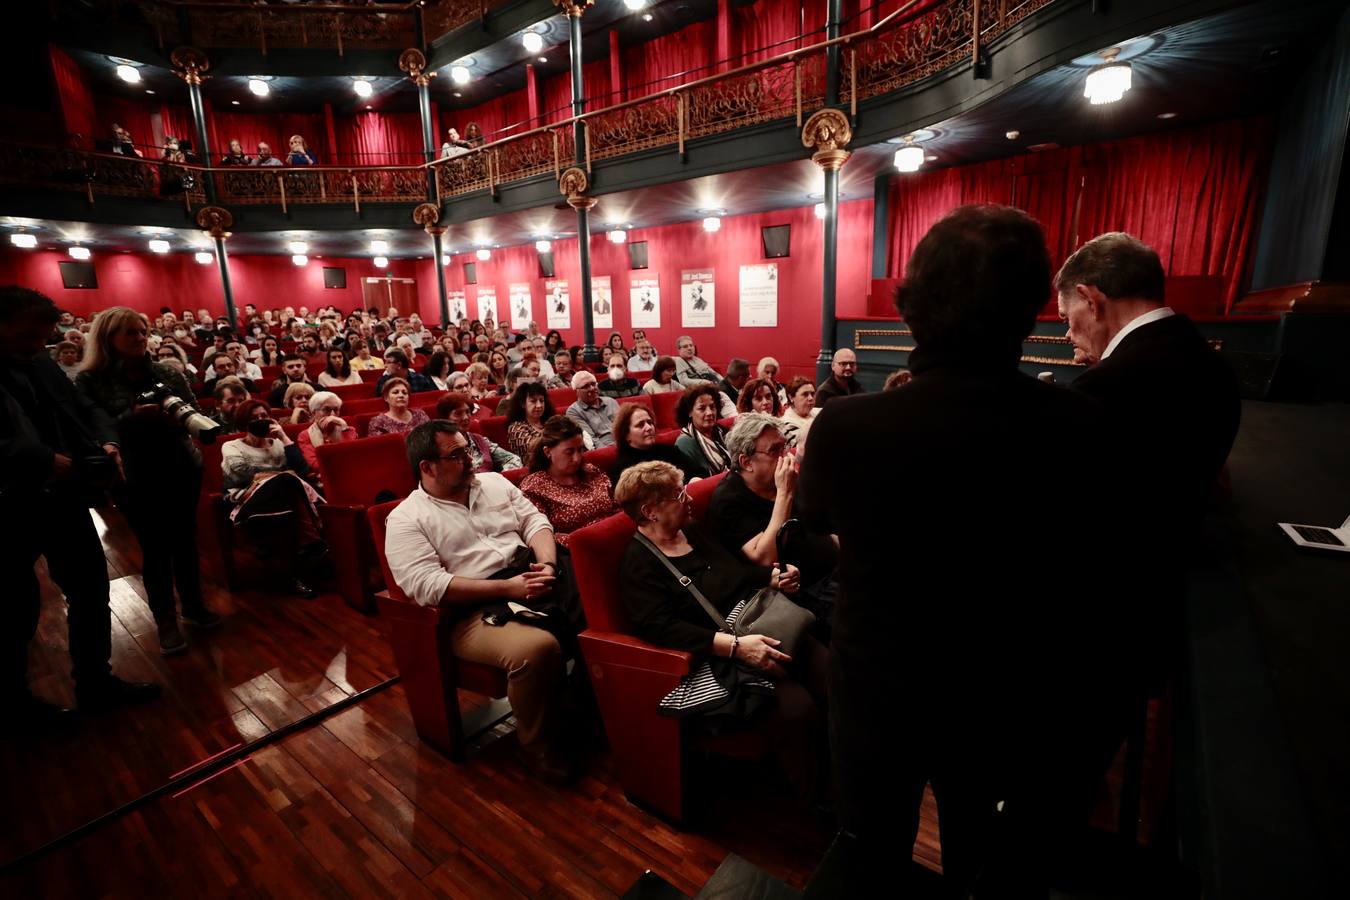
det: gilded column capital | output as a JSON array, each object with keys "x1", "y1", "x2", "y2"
[
  {"x1": 195, "y1": 206, "x2": 233, "y2": 239},
  {"x1": 398, "y1": 48, "x2": 436, "y2": 88},
  {"x1": 802, "y1": 108, "x2": 852, "y2": 172},
  {"x1": 412, "y1": 202, "x2": 445, "y2": 234},
  {"x1": 552, "y1": 0, "x2": 595, "y2": 18},
  {"x1": 170, "y1": 47, "x2": 211, "y2": 85},
  {"x1": 559, "y1": 166, "x2": 597, "y2": 210}
]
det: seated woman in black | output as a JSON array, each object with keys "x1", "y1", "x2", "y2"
[
  {"x1": 615, "y1": 460, "x2": 827, "y2": 804},
  {"x1": 708, "y1": 413, "x2": 838, "y2": 641},
  {"x1": 609, "y1": 401, "x2": 698, "y2": 486}
]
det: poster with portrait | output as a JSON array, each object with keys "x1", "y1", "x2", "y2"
[
  {"x1": 681, "y1": 269, "x2": 716, "y2": 328},
  {"x1": 630, "y1": 276, "x2": 661, "y2": 328},
  {"x1": 545, "y1": 279, "x2": 571, "y2": 330},
  {"x1": 590, "y1": 276, "x2": 613, "y2": 330},
  {"x1": 509, "y1": 283, "x2": 533, "y2": 331},
  {"x1": 475, "y1": 286, "x2": 497, "y2": 325},
  {"x1": 448, "y1": 289, "x2": 467, "y2": 325},
  {"x1": 738, "y1": 263, "x2": 778, "y2": 327}
]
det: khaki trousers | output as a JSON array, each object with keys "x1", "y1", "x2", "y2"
[{"x1": 449, "y1": 614, "x2": 564, "y2": 753}]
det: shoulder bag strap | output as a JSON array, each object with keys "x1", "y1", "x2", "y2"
[{"x1": 633, "y1": 531, "x2": 730, "y2": 633}]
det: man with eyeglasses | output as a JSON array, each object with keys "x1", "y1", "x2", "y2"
[
  {"x1": 384, "y1": 420, "x2": 580, "y2": 783},
  {"x1": 814, "y1": 348, "x2": 865, "y2": 407}
]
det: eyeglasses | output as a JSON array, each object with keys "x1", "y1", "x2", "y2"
[
  {"x1": 666, "y1": 488, "x2": 690, "y2": 504},
  {"x1": 835, "y1": 359, "x2": 857, "y2": 369},
  {"x1": 431, "y1": 449, "x2": 472, "y2": 465},
  {"x1": 751, "y1": 444, "x2": 789, "y2": 459}
]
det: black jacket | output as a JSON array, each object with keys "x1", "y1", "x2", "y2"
[
  {"x1": 814, "y1": 374, "x2": 864, "y2": 407},
  {"x1": 0, "y1": 353, "x2": 116, "y2": 499}
]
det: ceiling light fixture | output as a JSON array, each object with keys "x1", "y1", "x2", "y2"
[
  {"x1": 643, "y1": 13, "x2": 653, "y2": 22},
  {"x1": 292, "y1": 254, "x2": 308, "y2": 266},
  {"x1": 702, "y1": 216, "x2": 721, "y2": 233},
  {"x1": 248, "y1": 78, "x2": 270, "y2": 97},
  {"x1": 814, "y1": 203, "x2": 826, "y2": 220},
  {"x1": 195, "y1": 251, "x2": 214, "y2": 265},
  {"x1": 10, "y1": 233, "x2": 37, "y2": 249},
  {"x1": 453, "y1": 91, "x2": 462, "y2": 98},
  {"x1": 894, "y1": 136, "x2": 924, "y2": 173},
  {"x1": 538, "y1": 57, "x2": 548, "y2": 64},
  {"x1": 441, "y1": 254, "x2": 451, "y2": 265},
  {"x1": 148, "y1": 239, "x2": 170, "y2": 254},
  {"x1": 1084, "y1": 48, "x2": 1132, "y2": 105},
  {"x1": 68, "y1": 246, "x2": 91, "y2": 260},
  {"x1": 373, "y1": 256, "x2": 389, "y2": 268},
  {"x1": 287, "y1": 240, "x2": 308, "y2": 254},
  {"x1": 450, "y1": 65, "x2": 471, "y2": 85},
  {"x1": 353, "y1": 77, "x2": 373, "y2": 98},
  {"x1": 535, "y1": 239, "x2": 552, "y2": 253},
  {"x1": 116, "y1": 64, "x2": 141, "y2": 84},
  {"x1": 476, "y1": 248, "x2": 492, "y2": 261},
  {"x1": 522, "y1": 31, "x2": 544, "y2": 54},
  {"x1": 370, "y1": 239, "x2": 389, "y2": 254},
  {"x1": 608, "y1": 228, "x2": 627, "y2": 244},
  {"x1": 1157, "y1": 112, "x2": 1177, "y2": 120},
  {"x1": 624, "y1": 0, "x2": 646, "y2": 9},
  {"x1": 145, "y1": 89, "x2": 155, "y2": 95}
]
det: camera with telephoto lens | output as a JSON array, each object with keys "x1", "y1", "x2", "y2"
[{"x1": 136, "y1": 382, "x2": 222, "y2": 444}]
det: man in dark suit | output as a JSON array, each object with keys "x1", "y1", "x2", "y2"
[
  {"x1": 800, "y1": 206, "x2": 1140, "y2": 895},
  {"x1": 0, "y1": 287, "x2": 160, "y2": 726}
]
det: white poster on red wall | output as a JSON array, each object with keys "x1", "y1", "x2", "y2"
[
  {"x1": 545, "y1": 279, "x2": 571, "y2": 330},
  {"x1": 681, "y1": 269, "x2": 716, "y2": 328},
  {"x1": 590, "y1": 276, "x2": 613, "y2": 330},
  {"x1": 630, "y1": 276, "x2": 661, "y2": 329},
  {"x1": 509, "y1": 283, "x2": 533, "y2": 331},
  {"x1": 738, "y1": 263, "x2": 778, "y2": 327},
  {"x1": 448, "y1": 289, "x2": 467, "y2": 325},
  {"x1": 475, "y1": 286, "x2": 497, "y2": 325}
]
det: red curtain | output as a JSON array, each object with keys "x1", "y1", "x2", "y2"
[
  {"x1": 543, "y1": 58, "x2": 612, "y2": 124},
  {"x1": 333, "y1": 111, "x2": 425, "y2": 164},
  {"x1": 92, "y1": 94, "x2": 156, "y2": 157},
  {"x1": 623, "y1": 19, "x2": 716, "y2": 99},
  {"x1": 207, "y1": 110, "x2": 329, "y2": 162},
  {"x1": 49, "y1": 45, "x2": 95, "y2": 149},
  {"x1": 731, "y1": 0, "x2": 828, "y2": 64},
  {"x1": 444, "y1": 87, "x2": 532, "y2": 143},
  {"x1": 886, "y1": 117, "x2": 1273, "y2": 311}
]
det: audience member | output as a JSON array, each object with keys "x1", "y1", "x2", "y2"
[
  {"x1": 520, "y1": 416, "x2": 617, "y2": 548},
  {"x1": 295, "y1": 391, "x2": 356, "y2": 473},
  {"x1": 253, "y1": 335, "x2": 284, "y2": 366},
  {"x1": 383, "y1": 420, "x2": 578, "y2": 781},
  {"x1": 368, "y1": 378, "x2": 431, "y2": 437},
  {"x1": 251, "y1": 142, "x2": 283, "y2": 166},
  {"x1": 280, "y1": 383, "x2": 314, "y2": 424},
  {"x1": 493, "y1": 367, "x2": 534, "y2": 415},
  {"x1": 756, "y1": 356, "x2": 790, "y2": 405},
  {"x1": 674, "y1": 384, "x2": 732, "y2": 477},
  {"x1": 224, "y1": 340, "x2": 263, "y2": 381},
  {"x1": 814, "y1": 348, "x2": 864, "y2": 406},
  {"x1": 641, "y1": 356, "x2": 680, "y2": 394},
  {"x1": 286, "y1": 134, "x2": 318, "y2": 166},
  {"x1": 673, "y1": 336, "x2": 719, "y2": 385},
  {"x1": 604, "y1": 332, "x2": 626, "y2": 359},
  {"x1": 463, "y1": 361, "x2": 492, "y2": 402},
  {"x1": 779, "y1": 377, "x2": 819, "y2": 450},
  {"x1": 609, "y1": 402, "x2": 698, "y2": 485},
  {"x1": 203, "y1": 352, "x2": 256, "y2": 396},
  {"x1": 487, "y1": 349, "x2": 511, "y2": 388},
  {"x1": 718, "y1": 358, "x2": 751, "y2": 405},
  {"x1": 348, "y1": 338, "x2": 383, "y2": 371},
  {"x1": 268, "y1": 353, "x2": 314, "y2": 407},
  {"x1": 421, "y1": 351, "x2": 456, "y2": 391},
  {"x1": 0, "y1": 287, "x2": 160, "y2": 719},
  {"x1": 566, "y1": 371, "x2": 619, "y2": 449},
  {"x1": 78, "y1": 306, "x2": 222, "y2": 654},
  {"x1": 598, "y1": 354, "x2": 641, "y2": 399},
  {"x1": 212, "y1": 380, "x2": 250, "y2": 428},
  {"x1": 316, "y1": 349, "x2": 362, "y2": 387},
  {"x1": 615, "y1": 461, "x2": 825, "y2": 801},
  {"x1": 375, "y1": 350, "x2": 435, "y2": 395},
  {"x1": 220, "y1": 139, "x2": 252, "y2": 166},
  {"x1": 55, "y1": 340, "x2": 81, "y2": 380},
  {"x1": 627, "y1": 338, "x2": 657, "y2": 373},
  {"x1": 434, "y1": 393, "x2": 523, "y2": 473},
  {"x1": 736, "y1": 377, "x2": 784, "y2": 416},
  {"x1": 800, "y1": 204, "x2": 1140, "y2": 894},
  {"x1": 546, "y1": 351, "x2": 574, "y2": 389},
  {"x1": 222, "y1": 400, "x2": 328, "y2": 599},
  {"x1": 506, "y1": 382, "x2": 554, "y2": 459},
  {"x1": 107, "y1": 122, "x2": 141, "y2": 157}
]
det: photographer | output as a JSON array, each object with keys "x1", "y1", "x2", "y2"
[
  {"x1": 1, "y1": 288, "x2": 159, "y2": 722},
  {"x1": 78, "y1": 307, "x2": 222, "y2": 656}
]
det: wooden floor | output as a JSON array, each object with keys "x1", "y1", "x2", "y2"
[{"x1": 0, "y1": 506, "x2": 943, "y2": 897}]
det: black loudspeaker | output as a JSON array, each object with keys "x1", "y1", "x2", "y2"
[
  {"x1": 538, "y1": 251, "x2": 555, "y2": 278},
  {"x1": 464, "y1": 262, "x2": 477, "y2": 285},
  {"x1": 1225, "y1": 351, "x2": 1284, "y2": 400},
  {"x1": 762, "y1": 224, "x2": 791, "y2": 259},
  {"x1": 627, "y1": 241, "x2": 649, "y2": 270},
  {"x1": 322, "y1": 266, "x2": 346, "y2": 289},
  {"x1": 58, "y1": 261, "x2": 97, "y2": 289}
]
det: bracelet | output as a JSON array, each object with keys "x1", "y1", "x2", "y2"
[{"x1": 730, "y1": 634, "x2": 740, "y2": 660}]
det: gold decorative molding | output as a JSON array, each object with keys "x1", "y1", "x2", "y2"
[
  {"x1": 170, "y1": 46, "x2": 210, "y2": 85},
  {"x1": 552, "y1": 0, "x2": 595, "y2": 17},
  {"x1": 398, "y1": 48, "x2": 435, "y2": 87},
  {"x1": 802, "y1": 108, "x2": 852, "y2": 171},
  {"x1": 558, "y1": 165, "x2": 597, "y2": 210},
  {"x1": 853, "y1": 328, "x2": 912, "y2": 352},
  {"x1": 411, "y1": 202, "x2": 440, "y2": 228},
  {"x1": 194, "y1": 205, "x2": 233, "y2": 239}
]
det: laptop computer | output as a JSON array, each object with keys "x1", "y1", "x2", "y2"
[{"x1": 1277, "y1": 514, "x2": 1350, "y2": 554}]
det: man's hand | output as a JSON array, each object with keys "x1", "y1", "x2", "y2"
[
  {"x1": 507, "y1": 563, "x2": 555, "y2": 603},
  {"x1": 102, "y1": 444, "x2": 125, "y2": 481}
]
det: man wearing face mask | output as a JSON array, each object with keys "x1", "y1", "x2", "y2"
[{"x1": 597, "y1": 354, "x2": 640, "y2": 399}]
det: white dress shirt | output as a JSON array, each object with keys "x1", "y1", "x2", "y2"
[
  {"x1": 1101, "y1": 307, "x2": 1175, "y2": 360},
  {"x1": 384, "y1": 475, "x2": 553, "y2": 607},
  {"x1": 627, "y1": 354, "x2": 656, "y2": 373}
]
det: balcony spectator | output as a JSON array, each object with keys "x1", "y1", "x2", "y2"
[
  {"x1": 520, "y1": 416, "x2": 617, "y2": 549},
  {"x1": 220, "y1": 139, "x2": 252, "y2": 166},
  {"x1": 441, "y1": 127, "x2": 470, "y2": 159},
  {"x1": 673, "y1": 336, "x2": 719, "y2": 386},
  {"x1": 295, "y1": 391, "x2": 356, "y2": 474},
  {"x1": 435, "y1": 393, "x2": 523, "y2": 473},
  {"x1": 506, "y1": 382, "x2": 555, "y2": 459},
  {"x1": 106, "y1": 123, "x2": 141, "y2": 157},
  {"x1": 286, "y1": 134, "x2": 318, "y2": 166},
  {"x1": 598, "y1": 355, "x2": 641, "y2": 399},
  {"x1": 609, "y1": 401, "x2": 698, "y2": 486},
  {"x1": 780, "y1": 378, "x2": 819, "y2": 451},
  {"x1": 736, "y1": 377, "x2": 783, "y2": 417},
  {"x1": 375, "y1": 350, "x2": 435, "y2": 395},
  {"x1": 317, "y1": 349, "x2": 362, "y2": 387},
  {"x1": 267, "y1": 353, "x2": 314, "y2": 407},
  {"x1": 463, "y1": 122, "x2": 485, "y2": 148},
  {"x1": 675, "y1": 384, "x2": 732, "y2": 478},
  {"x1": 566, "y1": 371, "x2": 618, "y2": 450},
  {"x1": 252, "y1": 142, "x2": 283, "y2": 167},
  {"x1": 367, "y1": 378, "x2": 430, "y2": 437}
]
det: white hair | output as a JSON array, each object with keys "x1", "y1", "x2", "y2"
[
  {"x1": 725, "y1": 412, "x2": 784, "y2": 468},
  {"x1": 571, "y1": 370, "x2": 597, "y2": 390},
  {"x1": 308, "y1": 391, "x2": 340, "y2": 413}
]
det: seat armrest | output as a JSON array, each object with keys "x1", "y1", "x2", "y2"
[{"x1": 579, "y1": 630, "x2": 693, "y2": 678}]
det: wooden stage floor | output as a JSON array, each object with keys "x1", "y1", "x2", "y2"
[{"x1": 0, "y1": 505, "x2": 943, "y2": 897}]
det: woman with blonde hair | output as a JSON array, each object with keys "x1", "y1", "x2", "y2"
[
  {"x1": 283, "y1": 382, "x2": 316, "y2": 423},
  {"x1": 286, "y1": 134, "x2": 317, "y2": 166},
  {"x1": 77, "y1": 306, "x2": 221, "y2": 653}
]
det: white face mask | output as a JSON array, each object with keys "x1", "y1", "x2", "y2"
[{"x1": 608, "y1": 367, "x2": 625, "y2": 381}]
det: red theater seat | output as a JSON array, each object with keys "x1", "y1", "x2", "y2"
[
  {"x1": 367, "y1": 501, "x2": 509, "y2": 760},
  {"x1": 259, "y1": 365, "x2": 281, "y2": 384},
  {"x1": 547, "y1": 388, "x2": 577, "y2": 411},
  {"x1": 500, "y1": 467, "x2": 527, "y2": 486},
  {"x1": 650, "y1": 391, "x2": 682, "y2": 430},
  {"x1": 359, "y1": 368, "x2": 382, "y2": 383},
  {"x1": 327, "y1": 383, "x2": 371, "y2": 403},
  {"x1": 478, "y1": 415, "x2": 510, "y2": 448},
  {"x1": 616, "y1": 394, "x2": 652, "y2": 413},
  {"x1": 584, "y1": 444, "x2": 618, "y2": 475}
]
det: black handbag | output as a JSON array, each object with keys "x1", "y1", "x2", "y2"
[{"x1": 634, "y1": 533, "x2": 815, "y2": 657}]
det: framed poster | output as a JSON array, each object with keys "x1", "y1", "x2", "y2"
[
  {"x1": 591, "y1": 276, "x2": 613, "y2": 330},
  {"x1": 545, "y1": 279, "x2": 571, "y2": 330},
  {"x1": 738, "y1": 263, "x2": 778, "y2": 327},
  {"x1": 509, "y1": 283, "x2": 533, "y2": 331},
  {"x1": 630, "y1": 276, "x2": 661, "y2": 328},
  {"x1": 448, "y1": 289, "x2": 467, "y2": 325},
  {"x1": 475, "y1": 286, "x2": 497, "y2": 324},
  {"x1": 681, "y1": 269, "x2": 716, "y2": 328}
]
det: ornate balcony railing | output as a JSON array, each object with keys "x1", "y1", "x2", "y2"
[
  {"x1": 122, "y1": 0, "x2": 426, "y2": 54},
  {"x1": 11, "y1": 0, "x2": 1056, "y2": 212}
]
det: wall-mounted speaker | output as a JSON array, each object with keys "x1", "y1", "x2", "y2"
[
  {"x1": 322, "y1": 267, "x2": 346, "y2": 289},
  {"x1": 538, "y1": 251, "x2": 555, "y2": 278},
  {"x1": 628, "y1": 241, "x2": 649, "y2": 270},
  {"x1": 464, "y1": 262, "x2": 477, "y2": 285},
  {"x1": 762, "y1": 225, "x2": 791, "y2": 259},
  {"x1": 58, "y1": 261, "x2": 97, "y2": 289}
]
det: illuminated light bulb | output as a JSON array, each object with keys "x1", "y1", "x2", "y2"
[
  {"x1": 10, "y1": 233, "x2": 37, "y2": 248},
  {"x1": 608, "y1": 228, "x2": 627, "y2": 244},
  {"x1": 702, "y1": 216, "x2": 721, "y2": 233},
  {"x1": 522, "y1": 32, "x2": 544, "y2": 54},
  {"x1": 450, "y1": 66, "x2": 471, "y2": 85},
  {"x1": 287, "y1": 240, "x2": 308, "y2": 254},
  {"x1": 1084, "y1": 61, "x2": 1132, "y2": 105},
  {"x1": 370, "y1": 239, "x2": 389, "y2": 253},
  {"x1": 195, "y1": 251, "x2": 213, "y2": 264},
  {"x1": 248, "y1": 79, "x2": 270, "y2": 97},
  {"x1": 373, "y1": 256, "x2": 389, "y2": 268},
  {"x1": 625, "y1": 0, "x2": 646, "y2": 10},
  {"x1": 68, "y1": 246, "x2": 91, "y2": 260},
  {"x1": 353, "y1": 78, "x2": 373, "y2": 98},
  {"x1": 894, "y1": 145, "x2": 924, "y2": 173},
  {"x1": 292, "y1": 254, "x2": 308, "y2": 266},
  {"x1": 535, "y1": 239, "x2": 552, "y2": 253},
  {"x1": 116, "y1": 64, "x2": 140, "y2": 84},
  {"x1": 441, "y1": 254, "x2": 450, "y2": 265},
  {"x1": 148, "y1": 239, "x2": 170, "y2": 253},
  {"x1": 476, "y1": 248, "x2": 491, "y2": 261},
  {"x1": 814, "y1": 203, "x2": 826, "y2": 220}
]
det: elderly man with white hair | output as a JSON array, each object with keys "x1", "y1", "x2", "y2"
[{"x1": 565, "y1": 370, "x2": 618, "y2": 449}]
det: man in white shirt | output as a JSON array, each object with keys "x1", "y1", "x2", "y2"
[
  {"x1": 673, "y1": 335, "x2": 719, "y2": 385},
  {"x1": 626, "y1": 339, "x2": 656, "y2": 373},
  {"x1": 383, "y1": 421, "x2": 575, "y2": 781}
]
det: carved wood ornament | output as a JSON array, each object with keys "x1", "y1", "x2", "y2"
[
  {"x1": 195, "y1": 206, "x2": 233, "y2": 239},
  {"x1": 802, "y1": 109, "x2": 852, "y2": 172},
  {"x1": 559, "y1": 166, "x2": 597, "y2": 211}
]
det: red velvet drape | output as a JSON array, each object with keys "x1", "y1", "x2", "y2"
[
  {"x1": 623, "y1": 19, "x2": 717, "y2": 99},
  {"x1": 93, "y1": 94, "x2": 156, "y2": 156},
  {"x1": 731, "y1": 0, "x2": 828, "y2": 63},
  {"x1": 444, "y1": 88, "x2": 532, "y2": 143},
  {"x1": 542, "y1": 58, "x2": 612, "y2": 124},
  {"x1": 208, "y1": 110, "x2": 329, "y2": 162},
  {"x1": 886, "y1": 117, "x2": 1273, "y2": 311},
  {"x1": 333, "y1": 111, "x2": 425, "y2": 164},
  {"x1": 49, "y1": 45, "x2": 95, "y2": 149}
]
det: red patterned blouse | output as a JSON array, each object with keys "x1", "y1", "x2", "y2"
[{"x1": 520, "y1": 463, "x2": 617, "y2": 547}]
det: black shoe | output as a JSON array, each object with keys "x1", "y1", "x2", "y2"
[
  {"x1": 75, "y1": 676, "x2": 162, "y2": 710},
  {"x1": 157, "y1": 620, "x2": 188, "y2": 656},
  {"x1": 1, "y1": 692, "x2": 76, "y2": 734},
  {"x1": 290, "y1": 578, "x2": 318, "y2": 600},
  {"x1": 180, "y1": 606, "x2": 223, "y2": 629}
]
